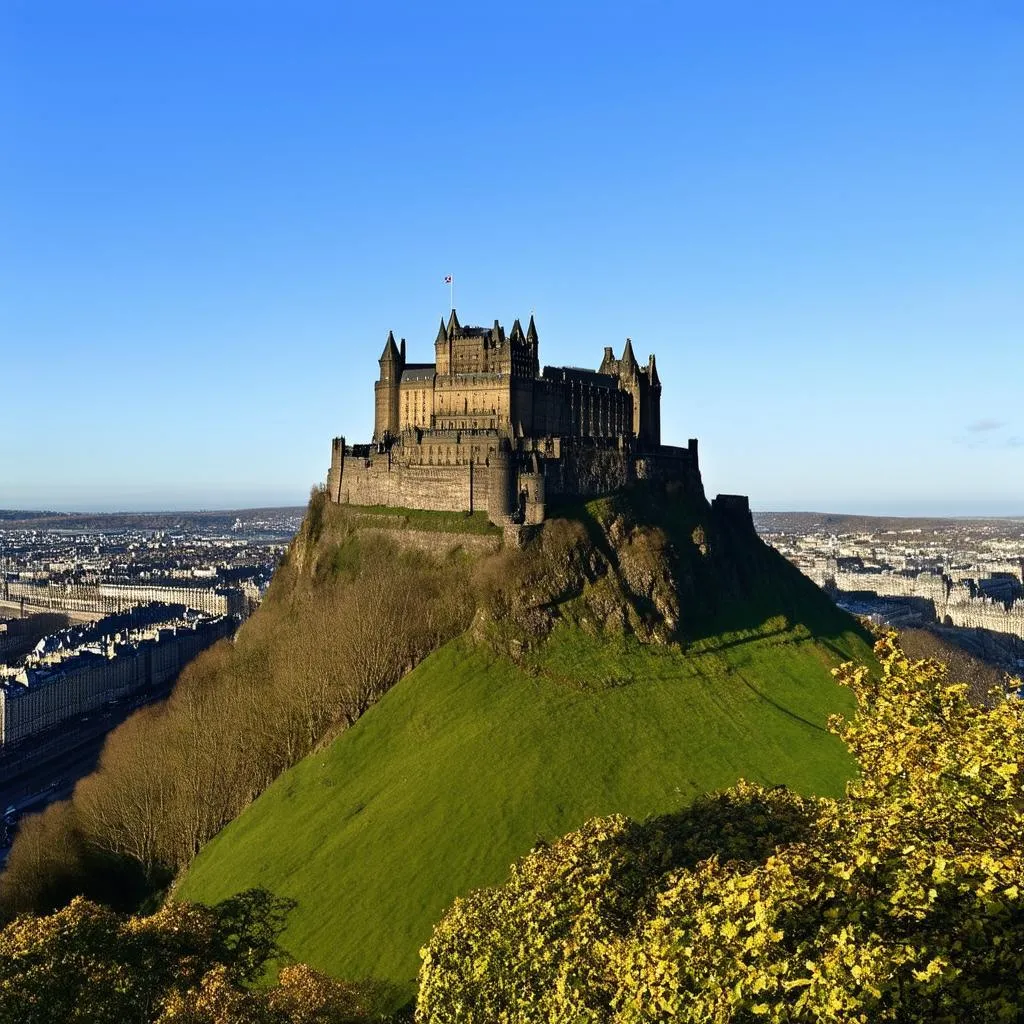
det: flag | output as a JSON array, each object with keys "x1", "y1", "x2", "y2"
[{"x1": 444, "y1": 275, "x2": 452, "y2": 284}]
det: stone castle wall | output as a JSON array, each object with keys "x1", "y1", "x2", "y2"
[
  {"x1": 330, "y1": 451, "x2": 493, "y2": 514},
  {"x1": 328, "y1": 435, "x2": 704, "y2": 521}
]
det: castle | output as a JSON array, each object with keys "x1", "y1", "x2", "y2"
[{"x1": 327, "y1": 310, "x2": 709, "y2": 527}]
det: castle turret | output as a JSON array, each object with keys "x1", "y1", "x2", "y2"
[
  {"x1": 526, "y1": 315, "x2": 540, "y2": 376},
  {"x1": 434, "y1": 317, "x2": 450, "y2": 374},
  {"x1": 374, "y1": 330, "x2": 403, "y2": 442},
  {"x1": 621, "y1": 338, "x2": 639, "y2": 375},
  {"x1": 487, "y1": 439, "x2": 516, "y2": 526},
  {"x1": 328, "y1": 435, "x2": 345, "y2": 502},
  {"x1": 521, "y1": 466, "x2": 546, "y2": 525},
  {"x1": 643, "y1": 354, "x2": 662, "y2": 446},
  {"x1": 647, "y1": 352, "x2": 660, "y2": 387},
  {"x1": 618, "y1": 339, "x2": 642, "y2": 439}
]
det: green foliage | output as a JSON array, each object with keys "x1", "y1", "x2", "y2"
[
  {"x1": 177, "y1": 618, "x2": 867, "y2": 997},
  {"x1": 418, "y1": 783, "x2": 817, "y2": 1022},
  {"x1": 0, "y1": 888, "x2": 403, "y2": 1023},
  {"x1": 0, "y1": 890, "x2": 296, "y2": 1024},
  {"x1": 305, "y1": 486, "x2": 330, "y2": 546},
  {"x1": 416, "y1": 634, "x2": 1024, "y2": 1023}
]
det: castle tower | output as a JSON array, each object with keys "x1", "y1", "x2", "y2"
[
  {"x1": 328, "y1": 436, "x2": 346, "y2": 502},
  {"x1": 374, "y1": 330, "x2": 403, "y2": 442},
  {"x1": 526, "y1": 315, "x2": 540, "y2": 377},
  {"x1": 521, "y1": 459, "x2": 546, "y2": 525},
  {"x1": 487, "y1": 439, "x2": 516, "y2": 526},
  {"x1": 434, "y1": 316, "x2": 450, "y2": 375},
  {"x1": 643, "y1": 354, "x2": 662, "y2": 446},
  {"x1": 619, "y1": 338, "x2": 643, "y2": 439}
]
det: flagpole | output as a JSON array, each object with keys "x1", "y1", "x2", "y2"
[{"x1": 450, "y1": 276, "x2": 454, "y2": 313}]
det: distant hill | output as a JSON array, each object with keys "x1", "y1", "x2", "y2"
[
  {"x1": 176, "y1": 485, "x2": 871, "y2": 998},
  {"x1": 0, "y1": 507, "x2": 305, "y2": 533},
  {"x1": 753, "y1": 510, "x2": 1024, "y2": 534}
]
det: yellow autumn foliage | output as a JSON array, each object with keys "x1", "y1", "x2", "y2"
[{"x1": 0, "y1": 888, "x2": 381, "y2": 1024}]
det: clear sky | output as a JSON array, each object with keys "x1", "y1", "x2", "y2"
[{"x1": 2, "y1": 1, "x2": 1022, "y2": 514}]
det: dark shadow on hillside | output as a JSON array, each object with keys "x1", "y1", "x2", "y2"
[{"x1": 736, "y1": 675, "x2": 831, "y2": 734}]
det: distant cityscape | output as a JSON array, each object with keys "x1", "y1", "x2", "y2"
[
  {"x1": 0, "y1": 507, "x2": 303, "y2": 860},
  {"x1": 755, "y1": 511, "x2": 1024, "y2": 679}
]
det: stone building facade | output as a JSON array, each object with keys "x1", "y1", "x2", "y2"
[
  {"x1": 328, "y1": 311, "x2": 705, "y2": 526},
  {"x1": 817, "y1": 561, "x2": 1024, "y2": 642},
  {"x1": 0, "y1": 614, "x2": 233, "y2": 747}
]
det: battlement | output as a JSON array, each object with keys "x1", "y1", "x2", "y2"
[{"x1": 328, "y1": 312, "x2": 722, "y2": 527}]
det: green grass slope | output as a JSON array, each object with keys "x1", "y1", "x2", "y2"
[{"x1": 177, "y1": 614, "x2": 869, "y2": 994}]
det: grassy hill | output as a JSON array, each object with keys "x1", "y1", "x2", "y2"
[{"x1": 176, "y1": 486, "x2": 871, "y2": 998}]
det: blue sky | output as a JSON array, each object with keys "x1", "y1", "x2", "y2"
[{"x1": 2, "y1": 1, "x2": 1022, "y2": 514}]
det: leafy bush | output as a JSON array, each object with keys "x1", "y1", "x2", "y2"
[{"x1": 0, "y1": 888, "x2": 394, "y2": 1024}]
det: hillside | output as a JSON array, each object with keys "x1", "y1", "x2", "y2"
[{"x1": 176, "y1": 484, "x2": 871, "y2": 997}]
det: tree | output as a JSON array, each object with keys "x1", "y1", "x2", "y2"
[
  {"x1": 417, "y1": 633, "x2": 1024, "y2": 1023},
  {"x1": 75, "y1": 705, "x2": 172, "y2": 877}
]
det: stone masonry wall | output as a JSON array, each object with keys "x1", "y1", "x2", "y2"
[{"x1": 334, "y1": 454, "x2": 491, "y2": 514}]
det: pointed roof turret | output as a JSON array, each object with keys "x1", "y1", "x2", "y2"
[
  {"x1": 510, "y1": 318, "x2": 524, "y2": 341},
  {"x1": 648, "y1": 353, "x2": 661, "y2": 386},
  {"x1": 526, "y1": 314, "x2": 538, "y2": 343},
  {"x1": 446, "y1": 309, "x2": 461, "y2": 336},
  {"x1": 435, "y1": 317, "x2": 448, "y2": 345},
  {"x1": 379, "y1": 330, "x2": 401, "y2": 363},
  {"x1": 621, "y1": 338, "x2": 639, "y2": 374}
]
